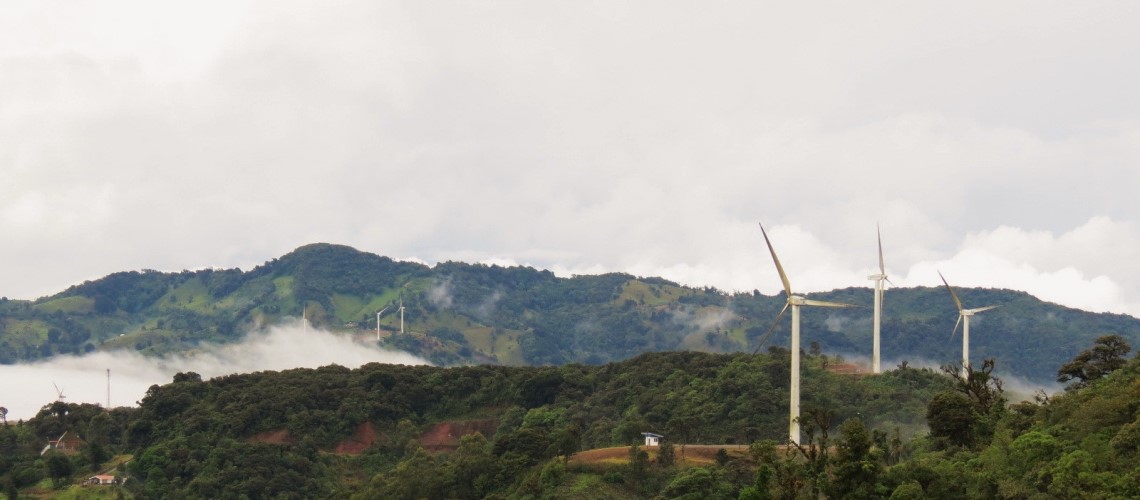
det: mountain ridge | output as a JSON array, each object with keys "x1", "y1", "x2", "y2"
[{"x1": 1, "y1": 242, "x2": 1137, "y2": 384}]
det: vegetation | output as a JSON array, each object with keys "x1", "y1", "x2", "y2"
[
  {"x1": 2, "y1": 243, "x2": 1138, "y2": 385},
  {"x1": 3, "y1": 334, "x2": 1140, "y2": 498}
]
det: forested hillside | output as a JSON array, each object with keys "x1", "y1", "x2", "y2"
[
  {"x1": 5, "y1": 337, "x2": 1140, "y2": 498},
  {"x1": 2, "y1": 243, "x2": 1138, "y2": 383},
  {"x1": 1, "y1": 350, "x2": 954, "y2": 498}
]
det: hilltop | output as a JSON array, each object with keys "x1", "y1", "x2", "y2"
[{"x1": 2, "y1": 243, "x2": 1138, "y2": 384}]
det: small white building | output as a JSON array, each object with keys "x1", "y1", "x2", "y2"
[
  {"x1": 87, "y1": 475, "x2": 116, "y2": 485},
  {"x1": 641, "y1": 432, "x2": 664, "y2": 447}
]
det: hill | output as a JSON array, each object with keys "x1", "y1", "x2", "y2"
[
  {"x1": 5, "y1": 340, "x2": 1140, "y2": 498},
  {"x1": 2, "y1": 243, "x2": 1138, "y2": 383},
  {"x1": 0, "y1": 350, "x2": 954, "y2": 498}
]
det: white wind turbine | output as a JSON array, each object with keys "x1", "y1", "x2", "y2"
[
  {"x1": 867, "y1": 225, "x2": 892, "y2": 374},
  {"x1": 398, "y1": 299, "x2": 406, "y2": 334},
  {"x1": 52, "y1": 382, "x2": 66, "y2": 402},
  {"x1": 376, "y1": 306, "x2": 390, "y2": 340},
  {"x1": 755, "y1": 223, "x2": 856, "y2": 444},
  {"x1": 939, "y1": 271, "x2": 999, "y2": 379}
]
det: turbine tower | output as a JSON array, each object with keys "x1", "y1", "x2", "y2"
[
  {"x1": 376, "y1": 306, "x2": 389, "y2": 341},
  {"x1": 939, "y1": 271, "x2": 999, "y2": 379},
  {"x1": 398, "y1": 299, "x2": 406, "y2": 334},
  {"x1": 756, "y1": 223, "x2": 855, "y2": 444},
  {"x1": 867, "y1": 225, "x2": 891, "y2": 374}
]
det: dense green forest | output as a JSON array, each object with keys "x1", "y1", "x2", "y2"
[
  {"x1": 4, "y1": 336, "x2": 1140, "y2": 498},
  {"x1": 2, "y1": 243, "x2": 1139, "y2": 384},
  {"x1": 1, "y1": 349, "x2": 953, "y2": 498}
]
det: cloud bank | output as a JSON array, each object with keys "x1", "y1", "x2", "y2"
[
  {"x1": 3, "y1": 2, "x2": 1140, "y2": 320},
  {"x1": 0, "y1": 322, "x2": 428, "y2": 421}
]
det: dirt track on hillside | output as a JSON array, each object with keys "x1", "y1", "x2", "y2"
[{"x1": 570, "y1": 444, "x2": 753, "y2": 465}]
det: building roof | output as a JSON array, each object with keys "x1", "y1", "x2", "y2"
[{"x1": 641, "y1": 432, "x2": 664, "y2": 438}]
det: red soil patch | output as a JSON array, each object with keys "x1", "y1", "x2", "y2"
[
  {"x1": 250, "y1": 429, "x2": 294, "y2": 445},
  {"x1": 334, "y1": 422, "x2": 379, "y2": 455},
  {"x1": 825, "y1": 362, "x2": 864, "y2": 375},
  {"x1": 418, "y1": 419, "x2": 499, "y2": 452},
  {"x1": 250, "y1": 419, "x2": 498, "y2": 455}
]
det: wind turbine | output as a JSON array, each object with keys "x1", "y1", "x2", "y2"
[
  {"x1": 398, "y1": 299, "x2": 406, "y2": 334},
  {"x1": 939, "y1": 271, "x2": 999, "y2": 379},
  {"x1": 755, "y1": 223, "x2": 856, "y2": 444},
  {"x1": 52, "y1": 382, "x2": 66, "y2": 402},
  {"x1": 376, "y1": 306, "x2": 390, "y2": 340},
  {"x1": 867, "y1": 225, "x2": 892, "y2": 374}
]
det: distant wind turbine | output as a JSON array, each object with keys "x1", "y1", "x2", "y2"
[
  {"x1": 867, "y1": 225, "x2": 892, "y2": 374},
  {"x1": 52, "y1": 382, "x2": 66, "y2": 402},
  {"x1": 376, "y1": 306, "x2": 390, "y2": 340},
  {"x1": 398, "y1": 299, "x2": 406, "y2": 334},
  {"x1": 939, "y1": 271, "x2": 999, "y2": 379},
  {"x1": 754, "y1": 223, "x2": 856, "y2": 444}
]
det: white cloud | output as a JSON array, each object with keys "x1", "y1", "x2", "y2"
[
  {"x1": 1, "y1": 1, "x2": 1139, "y2": 327},
  {"x1": 0, "y1": 323, "x2": 427, "y2": 421}
]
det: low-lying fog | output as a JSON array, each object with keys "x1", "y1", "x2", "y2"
[{"x1": 0, "y1": 321, "x2": 428, "y2": 421}]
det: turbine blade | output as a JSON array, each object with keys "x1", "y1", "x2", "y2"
[
  {"x1": 969, "y1": 305, "x2": 1000, "y2": 314},
  {"x1": 939, "y1": 271, "x2": 964, "y2": 312},
  {"x1": 877, "y1": 223, "x2": 885, "y2": 275},
  {"x1": 759, "y1": 223, "x2": 793, "y2": 297},
  {"x1": 801, "y1": 299, "x2": 857, "y2": 308},
  {"x1": 950, "y1": 314, "x2": 962, "y2": 340},
  {"x1": 752, "y1": 303, "x2": 790, "y2": 355}
]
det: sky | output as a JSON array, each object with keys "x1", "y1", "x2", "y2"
[{"x1": 4, "y1": 1, "x2": 1140, "y2": 319}]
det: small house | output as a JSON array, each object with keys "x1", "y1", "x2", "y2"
[
  {"x1": 40, "y1": 431, "x2": 83, "y2": 455},
  {"x1": 87, "y1": 475, "x2": 116, "y2": 485},
  {"x1": 641, "y1": 432, "x2": 664, "y2": 447}
]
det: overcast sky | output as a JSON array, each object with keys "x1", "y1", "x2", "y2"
[{"x1": 4, "y1": 2, "x2": 1140, "y2": 318}]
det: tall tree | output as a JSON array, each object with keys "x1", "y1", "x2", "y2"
[
  {"x1": 1057, "y1": 334, "x2": 1132, "y2": 389},
  {"x1": 830, "y1": 418, "x2": 882, "y2": 499},
  {"x1": 926, "y1": 391, "x2": 977, "y2": 449},
  {"x1": 45, "y1": 453, "x2": 73, "y2": 489}
]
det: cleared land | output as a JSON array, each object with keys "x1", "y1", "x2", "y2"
[{"x1": 570, "y1": 444, "x2": 753, "y2": 466}]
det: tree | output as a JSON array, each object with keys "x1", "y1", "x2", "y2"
[
  {"x1": 45, "y1": 453, "x2": 74, "y2": 489},
  {"x1": 627, "y1": 444, "x2": 649, "y2": 484},
  {"x1": 926, "y1": 391, "x2": 976, "y2": 449},
  {"x1": 792, "y1": 408, "x2": 834, "y2": 498},
  {"x1": 657, "y1": 440, "x2": 675, "y2": 466},
  {"x1": 85, "y1": 442, "x2": 110, "y2": 470},
  {"x1": 0, "y1": 407, "x2": 7, "y2": 425},
  {"x1": 940, "y1": 358, "x2": 1007, "y2": 446},
  {"x1": 830, "y1": 418, "x2": 882, "y2": 499},
  {"x1": 1057, "y1": 334, "x2": 1131, "y2": 389}
]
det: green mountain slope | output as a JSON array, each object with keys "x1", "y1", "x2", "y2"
[
  {"x1": 1, "y1": 351, "x2": 955, "y2": 498},
  {"x1": 2, "y1": 243, "x2": 1138, "y2": 384}
]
